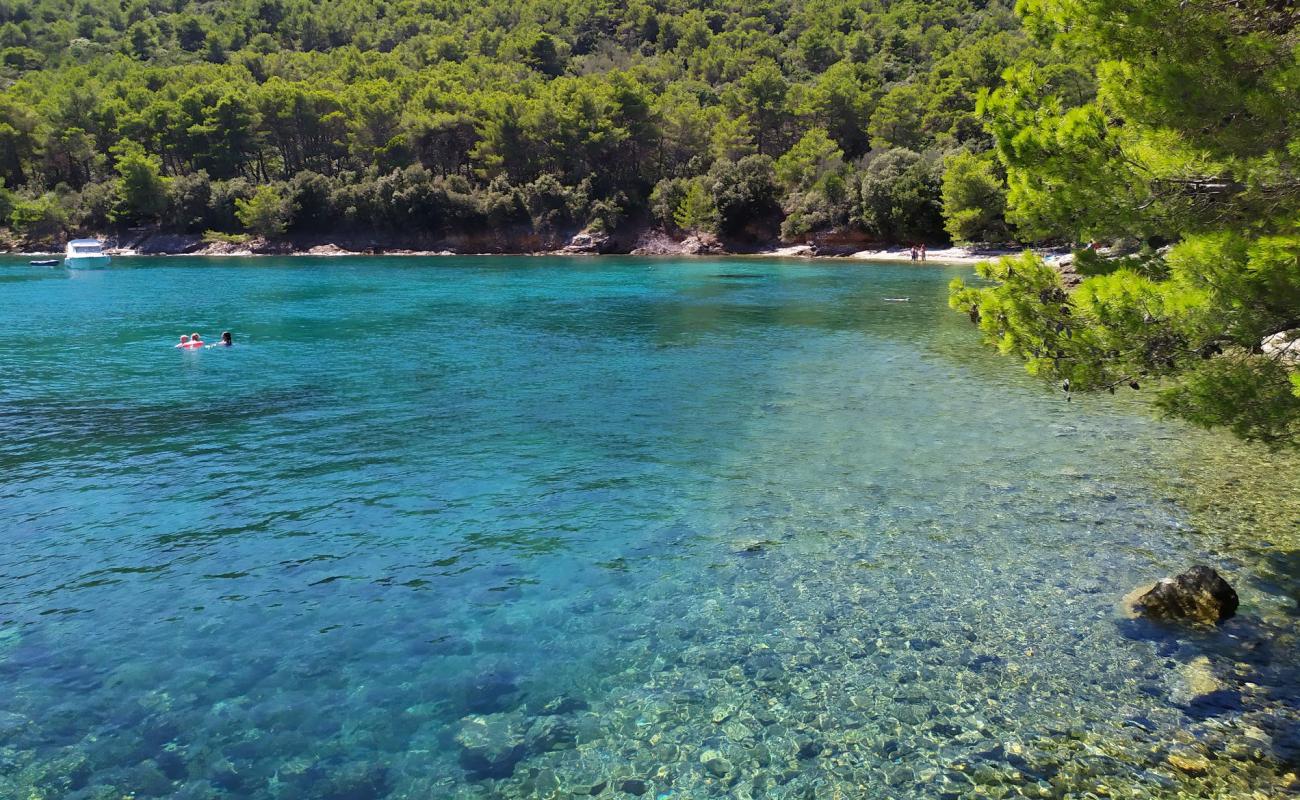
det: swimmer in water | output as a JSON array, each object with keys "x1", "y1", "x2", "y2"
[
  {"x1": 215, "y1": 331, "x2": 232, "y2": 347},
  {"x1": 190, "y1": 332, "x2": 203, "y2": 346},
  {"x1": 175, "y1": 334, "x2": 190, "y2": 348}
]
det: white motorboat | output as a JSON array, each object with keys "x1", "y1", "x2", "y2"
[{"x1": 64, "y1": 239, "x2": 111, "y2": 268}]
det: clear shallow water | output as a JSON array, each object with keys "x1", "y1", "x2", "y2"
[{"x1": 0, "y1": 256, "x2": 1297, "y2": 799}]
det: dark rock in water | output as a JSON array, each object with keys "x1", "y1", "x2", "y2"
[
  {"x1": 735, "y1": 538, "x2": 778, "y2": 554},
  {"x1": 140, "y1": 714, "x2": 181, "y2": 750},
  {"x1": 35, "y1": 751, "x2": 93, "y2": 794},
  {"x1": 171, "y1": 781, "x2": 224, "y2": 800},
  {"x1": 155, "y1": 747, "x2": 188, "y2": 781},
  {"x1": 455, "y1": 712, "x2": 528, "y2": 779},
  {"x1": 533, "y1": 694, "x2": 589, "y2": 716},
  {"x1": 1123, "y1": 715, "x2": 1157, "y2": 733},
  {"x1": 930, "y1": 722, "x2": 963, "y2": 738},
  {"x1": 1131, "y1": 566, "x2": 1239, "y2": 624},
  {"x1": 1185, "y1": 688, "x2": 1244, "y2": 719},
  {"x1": 135, "y1": 232, "x2": 204, "y2": 254},
  {"x1": 743, "y1": 651, "x2": 785, "y2": 682},
  {"x1": 525, "y1": 715, "x2": 577, "y2": 753},
  {"x1": 460, "y1": 669, "x2": 519, "y2": 714},
  {"x1": 796, "y1": 736, "x2": 823, "y2": 759},
  {"x1": 620, "y1": 777, "x2": 649, "y2": 795},
  {"x1": 320, "y1": 762, "x2": 390, "y2": 800},
  {"x1": 568, "y1": 778, "x2": 608, "y2": 795},
  {"x1": 964, "y1": 654, "x2": 1004, "y2": 673},
  {"x1": 209, "y1": 758, "x2": 249, "y2": 793},
  {"x1": 0, "y1": 710, "x2": 30, "y2": 737}
]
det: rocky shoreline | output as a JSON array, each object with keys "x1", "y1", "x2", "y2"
[{"x1": 9, "y1": 227, "x2": 1040, "y2": 266}]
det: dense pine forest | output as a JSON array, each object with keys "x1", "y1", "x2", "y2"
[{"x1": 0, "y1": 0, "x2": 1034, "y2": 247}]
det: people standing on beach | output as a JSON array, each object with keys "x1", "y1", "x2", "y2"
[
  {"x1": 909, "y1": 245, "x2": 917, "y2": 262},
  {"x1": 920, "y1": 243, "x2": 927, "y2": 262}
]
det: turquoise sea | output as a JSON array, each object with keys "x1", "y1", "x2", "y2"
[{"x1": 1, "y1": 256, "x2": 1297, "y2": 799}]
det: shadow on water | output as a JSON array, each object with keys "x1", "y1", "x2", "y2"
[
  {"x1": 0, "y1": 272, "x2": 57, "y2": 284},
  {"x1": 0, "y1": 384, "x2": 330, "y2": 464},
  {"x1": 1118, "y1": 609, "x2": 1300, "y2": 769},
  {"x1": 1107, "y1": 430, "x2": 1300, "y2": 775},
  {"x1": 458, "y1": 261, "x2": 967, "y2": 354}
]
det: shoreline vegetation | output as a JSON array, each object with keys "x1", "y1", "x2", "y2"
[
  {"x1": 0, "y1": 1, "x2": 1030, "y2": 260},
  {"x1": 946, "y1": 0, "x2": 1300, "y2": 448}
]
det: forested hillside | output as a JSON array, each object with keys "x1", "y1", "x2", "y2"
[{"x1": 0, "y1": 0, "x2": 1028, "y2": 248}]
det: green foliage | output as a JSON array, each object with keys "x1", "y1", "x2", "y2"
[
  {"x1": 708, "y1": 156, "x2": 780, "y2": 239},
  {"x1": 941, "y1": 151, "x2": 1008, "y2": 244},
  {"x1": 521, "y1": 174, "x2": 583, "y2": 234},
  {"x1": 956, "y1": 0, "x2": 1300, "y2": 445},
  {"x1": 775, "y1": 129, "x2": 851, "y2": 239},
  {"x1": 235, "y1": 184, "x2": 294, "y2": 238},
  {"x1": 953, "y1": 235, "x2": 1300, "y2": 445},
  {"x1": 0, "y1": 0, "x2": 1024, "y2": 244},
  {"x1": 1157, "y1": 356, "x2": 1300, "y2": 446},
  {"x1": 868, "y1": 83, "x2": 928, "y2": 151},
  {"x1": 165, "y1": 171, "x2": 213, "y2": 232},
  {"x1": 74, "y1": 180, "x2": 115, "y2": 231},
  {"x1": 1071, "y1": 245, "x2": 1168, "y2": 280},
  {"x1": 208, "y1": 178, "x2": 254, "y2": 232},
  {"x1": 2, "y1": 46, "x2": 43, "y2": 70},
  {"x1": 202, "y1": 230, "x2": 252, "y2": 245},
  {"x1": 650, "y1": 178, "x2": 688, "y2": 230},
  {"x1": 775, "y1": 129, "x2": 847, "y2": 196},
  {"x1": 111, "y1": 143, "x2": 168, "y2": 223},
  {"x1": 0, "y1": 179, "x2": 13, "y2": 222},
  {"x1": 673, "y1": 178, "x2": 717, "y2": 233},
  {"x1": 10, "y1": 192, "x2": 67, "y2": 242},
  {"x1": 856, "y1": 149, "x2": 944, "y2": 243}
]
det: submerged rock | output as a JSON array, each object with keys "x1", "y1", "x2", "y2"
[
  {"x1": 565, "y1": 777, "x2": 608, "y2": 795},
  {"x1": 319, "y1": 762, "x2": 390, "y2": 800},
  {"x1": 455, "y1": 712, "x2": 528, "y2": 778},
  {"x1": 459, "y1": 669, "x2": 519, "y2": 714},
  {"x1": 525, "y1": 714, "x2": 577, "y2": 753},
  {"x1": 735, "y1": 539, "x2": 778, "y2": 555},
  {"x1": 1166, "y1": 748, "x2": 1210, "y2": 775},
  {"x1": 533, "y1": 694, "x2": 588, "y2": 716},
  {"x1": 0, "y1": 711, "x2": 30, "y2": 738},
  {"x1": 1129, "y1": 566, "x2": 1239, "y2": 625},
  {"x1": 1179, "y1": 656, "x2": 1224, "y2": 698},
  {"x1": 698, "y1": 749, "x2": 733, "y2": 777}
]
